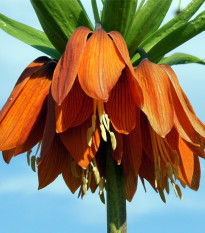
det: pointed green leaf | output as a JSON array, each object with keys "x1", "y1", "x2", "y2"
[
  {"x1": 148, "y1": 11, "x2": 205, "y2": 62},
  {"x1": 101, "y1": 0, "x2": 138, "y2": 36},
  {"x1": 31, "y1": 0, "x2": 93, "y2": 54},
  {"x1": 125, "y1": 0, "x2": 172, "y2": 56},
  {"x1": 131, "y1": 0, "x2": 205, "y2": 64},
  {"x1": 0, "y1": 13, "x2": 60, "y2": 59},
  {"x1": 158, "y1": 53, "x2": 205, "y2": 66}
]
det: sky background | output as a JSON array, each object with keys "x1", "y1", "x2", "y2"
[{"x1": 0, "y1": 1, "x2": 205, "y2": 233}]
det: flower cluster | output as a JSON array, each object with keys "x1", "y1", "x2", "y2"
[{"x1": 1, "y1": 26, "x2": 205, "y2": 202}]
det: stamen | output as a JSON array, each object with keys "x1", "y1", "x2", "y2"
[
  {"x1": 82, "y1": 171, "x2": 88, "y2": 195},
  {"x1": 164, "y1": 176, "x2": 170, "y2": 194},
  {"x1": 31, "y1": 155, "x2": 36, "y2": 172},
  {"x1": 100, "y1": 124, "x2": 107, "y2": 142},
  {"x1": 158, "y1": 188, "x2": 166, "y2": 203},
  {"x1": 172, "y1": 181, "x2": 178, "y2": 197},
  {"x1": 99, "y1": 178, "x2": 105, "y2": 195},
  {"x1": 175, "y1": 184, "x2": 183, "y2": 200},
  {"x1": 110, "y1": 132, "x2": 117, "y2": 150},
  {"x1": 26, "y1": 149, "x2": 32, "y2": 166},
  {"x1": 172, "y1": 150, "x2": 180, "y2": 167},
  {"x1": 91, "y1": 158, "x2": 100, "y2": 184},
  {"x1": 166, "y1": 162, "x2": 173, "y2": 180}
]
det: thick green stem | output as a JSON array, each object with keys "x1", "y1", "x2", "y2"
[
  {"x1": 91, "y1": 0, "x2": 100, "y2": 24},
  {"x1": 106, "y1": 142, "x2": 127, "y2": 233}
]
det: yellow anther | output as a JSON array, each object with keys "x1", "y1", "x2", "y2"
[
  {"x1": 31, "y1": 155, "x2": 36, "y2": 172},
  {"x1": 172, "y1": 181, "x2": 178, "y2": 197},
  {"x1": 175, "y1": 184, "x2": 183, "y2": 200},
  {"x1": 172, "y1": 150, "x2": 179, "y2": 167},
  {"x1": 82, "y1": 184, "x2": 88, "y2": 195},
  {"x1": 104, "y1": 114, "x2": 110, "y2": 130},
  {"x1": 87, "y1": 127, "x2": 93, "y2": 147},
  {"x1": 173, "y1": 166, "x2": 179, "y2": 181},
  {"x1": 99, "y1": 191, "x2": 105, "y2": 204},
  {"x1": 164, "y1": 177, "x2": 170, "y2": 194},
  {"x1": 110, "y1": 132, "x2": 117, "y2": 150},
  {"x1": 26, "y1": 149, "x2": 32, "y2": 166},
  {"x1": 158, "y1": 188, "x2": 166, "y2": 203},
  {"x1": 155, "y1": 179, "x2": 158, "y2": 188},
  {"x1": 93, "y1": 167, "x2": 100, "y2": 184},
  {"x1": 100, "y1": 124, "x2": 107, "y2": 142},
  {"x1": 166, "y1": 162, "x2": 173, "y2": 179},
  {"x1": 71, "y1": 160, "x2": 80, "y2": 178},
  {"x1": 99, "y1": 178, "x2": 105, "y2": 195}
]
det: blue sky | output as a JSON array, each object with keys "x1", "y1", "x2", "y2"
[{"x1": 0, "y1": 1, "x2": 205, "y2": 233}]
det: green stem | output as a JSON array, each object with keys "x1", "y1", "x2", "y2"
[
  {"x1": 106, "y1": 142, "x2": 127, "y2": 233},
  {"x1": 135, "y1": 47, "x2": 148, "y2": 59},
  {"x1": 91, "y1": 0, "x2": 100, "y2": 24}
]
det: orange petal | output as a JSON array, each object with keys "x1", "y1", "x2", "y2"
[
  {"x1": 0, "y1": 61, "x2": 55, "y2": 151},
  {"x1": 105, "y1": 71, "x2": 136, "y2": 134},
  {"x1": 52, "y1": 27, "x2": 92, "y2": 104},
  {"x1": 122, "y1": 149, "x2": 138, "y2": 201},
  {"x1": 62, "y1": 154, "x2": 81, "y2": 194},
  {"x1": 109, "y1": 31, "x2": 143, "y2": 107},
  {"x1": 15, "y1": 113, "x2": 46, "y2": 155},
  {"x1": 2, "y1": 149, "x2": 15, "y2": 164},
  {"x1": 56, "y1": 79, "x2": 92, "y2": 132},
  {"x1": 166, "y1": 128, "x2": 201, "y2": 190},
  {"x1": 111, "y1": 132, "x2": 123, "y2": 165},
  {"x1": 135, "y1": 59, "x2": 174, "y2": 137},
  {"x1": 0, "y1": 56, "x2": 51, "y2": 122},
  {"x1": 178, "y1": 136, "x2": 201, "y2": 190},
  {"x1": 122, "y1": 108, "x2": 142, "y2": 174},
  {"x1": 38, "y1": 134, "x2": 66, "y2": 189},
  {"x1": 161, "y1": 64, "x2": 205, "y2": 138},
  {"x1": 60, "y1": 118, "x2": 101, "y2": 168},
  {"x1": 140, "y1": 112, "x2": 153, "y2": 160},
  {"x1": 139, "y1": 150, "x2": 155, "y2": 189},
  {"x1": 78, "y1": 29, "x2": 125, "y2": 101},
  {"x1": 40, "y1": 91, "x2": 57, "y2": 162},
  {"x1": 125, "y1": 171, "x2": 138, "y2": 202},
  {"x1": 169, "y1": 82, "x2": 204, "y2": 147}
]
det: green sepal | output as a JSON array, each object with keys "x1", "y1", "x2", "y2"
[
  {"x1": 101, "y1": 0, "x2": 138, "y2": 36},
  {"x1": 158, "y1": 53, "x2": 205, "y2": 66},
  {"x1": 0, "y1": 13, "x2": 60, "y2": 59},
  {"x1": 148, "y1": 11, "x2": 205, "y2": 62},
  {"x1": 125, "y1": 0, "x2": 172, "y2": 56},
  {"x1": 132, "y1": 0, "x2": 205, "y2": 64},
  {"x1": 31, "y1": 0, "x2": 93, "y2": 54}
]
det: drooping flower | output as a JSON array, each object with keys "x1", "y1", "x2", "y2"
[
  {"x1": 0, "y1": 56, "x2": 57, "y2": 163},
  {"x1": 1, "y1": 26, "x2": 205, "y2": 203}
]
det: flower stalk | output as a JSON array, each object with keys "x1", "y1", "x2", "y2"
[
  {"x1": 106, "y1": 140, "x2": 127, "y2": 233},
  {"x1": 91, "y1": 0, "x2": 100, "y2": 24}
]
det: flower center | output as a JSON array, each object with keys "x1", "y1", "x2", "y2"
[
  {"x1": 87, "y1": 100, "x2": 117, "y2": 150},
  {"x1": 149, "y1": 126, "x2": 183, "y2": 202}
]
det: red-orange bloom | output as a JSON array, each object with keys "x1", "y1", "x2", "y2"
[
  {"x1": 1, "y1": 27, "x2": 205, "y2": 202},
  {"x1": 0, "y1": 57, "x2": 57, "y2": 163}
]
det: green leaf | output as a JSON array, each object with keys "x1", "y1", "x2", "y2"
[
  {"x1": 131, "y1": 0, "x2": 205, "y2": 64},
  {"x1": 158, "y1": 53, "x2": 205, "y2": 66},
  {"x1": 101, "y1": 0, "x2": 138, "y2": 36},
  {"x1": 125, "y1": 0, "x2": 172, "y2": 56},
  {"x1": 148, "y1": 11, "x2": 205, "y2": 62},
  {"x1": 31, "y1": 0, "x2": 93, "y2": 54},
  {"x1": 0, "y1": 13, "x2": 60, "y2": 59}
]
